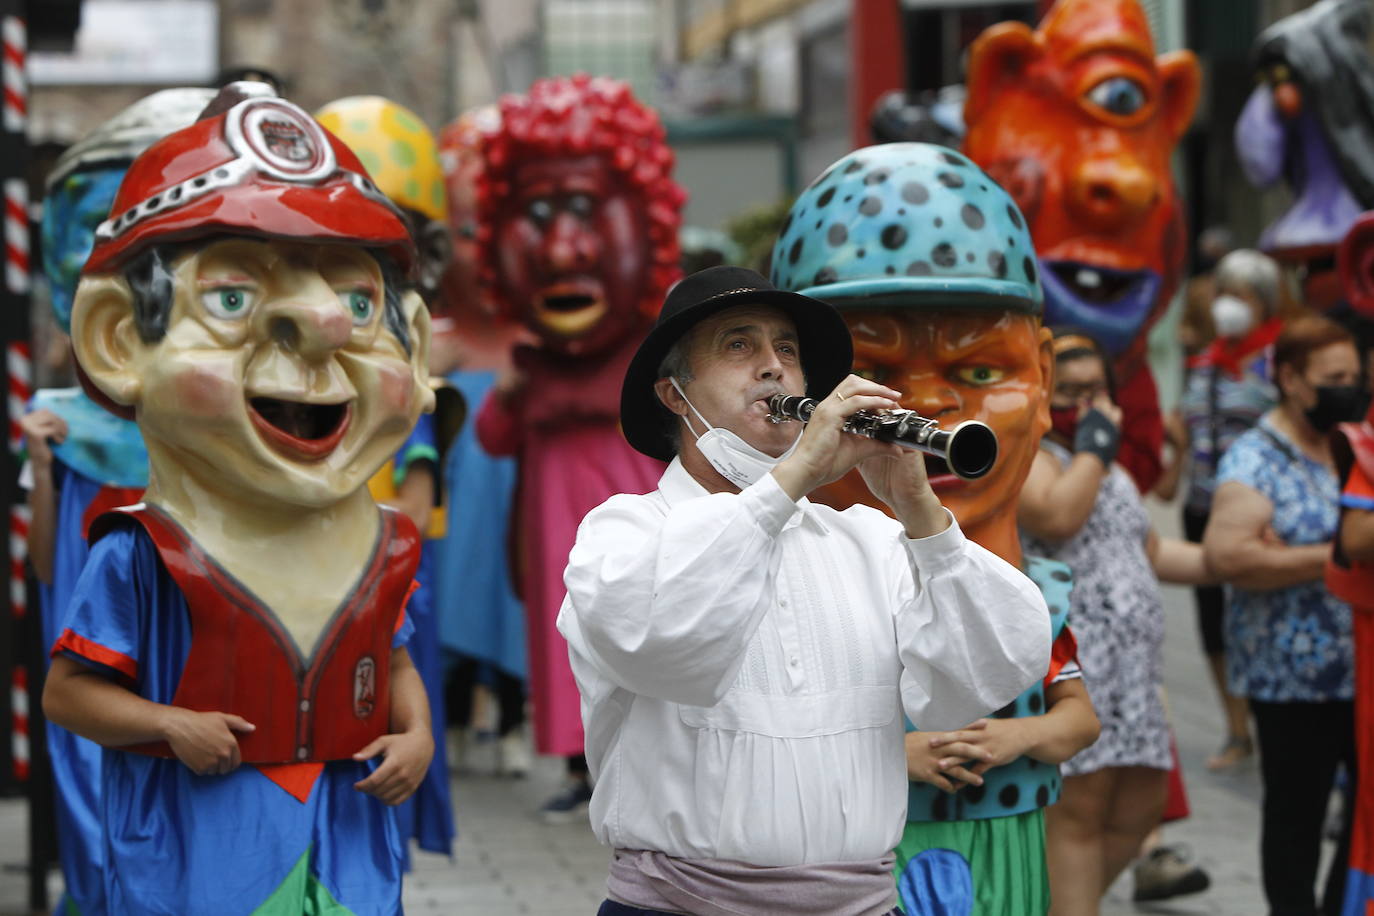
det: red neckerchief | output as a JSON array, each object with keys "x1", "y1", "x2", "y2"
[{"x1": 1187, "y1": 317, "x2": 1283, "y2": 378}]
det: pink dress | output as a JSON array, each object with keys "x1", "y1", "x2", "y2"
[{"x1": 476, "y1": 335, "x2": 665, "y2": 756}]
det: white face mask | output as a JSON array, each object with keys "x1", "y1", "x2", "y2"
[
  {"x1": 1211, "y1": 294, "x2": 1255, "y2": 339},
  {"x1": 671, "y1": 378, "x2": 801, "y2": 488}
]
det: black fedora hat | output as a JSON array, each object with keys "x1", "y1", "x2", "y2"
[{"x1": 621, "y1": 265, "x2": 853, "y2": 461}]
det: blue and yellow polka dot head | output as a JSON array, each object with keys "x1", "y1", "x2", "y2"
[{"x1": 771, "y1": 143, "x2": 1042, "y2": 313}]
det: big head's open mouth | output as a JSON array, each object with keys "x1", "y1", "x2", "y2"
[
  {"x1": 532, "y1": 281, "x2": 608, "y2": 338},
  {"x1": 248, "y1": 397, "x2": 352, "y2": 461},
  {"x1": 1040, "y1": 260, "x2": 1162, "y2": 356}
]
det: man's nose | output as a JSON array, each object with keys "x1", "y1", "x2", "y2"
[
  {"x1": 757, "y1": 348, "x2": 787, "y2": 380},
  {"x1": 1067, "y1": 154, "x2": 1159, "y2": 232},
  {"x1": 542, "y1": 211, "x2": 601, "y2": 273},
  {"x1": 259, "y1": 289, "x2": 353, "y2": 362}
]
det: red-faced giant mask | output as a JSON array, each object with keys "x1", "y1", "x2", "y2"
[
  {"x1": 963, "y1": 0, "x2": 1199, "y2": 371},
  {"x1": 476, "y1": 75, "x2": 686, "y2": 358}
]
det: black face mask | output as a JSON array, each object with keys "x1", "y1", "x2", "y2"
[{"x1": 1304, "y1": 384, "x2": 1371, "y2": 433}]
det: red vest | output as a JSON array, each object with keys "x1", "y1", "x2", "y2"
[
  {"x1": 92, "y1": 504, "x2": 420, "y2": 764},
  {"x1": 1329, "y1": 419, "x2": 1374, "y2": 610}
]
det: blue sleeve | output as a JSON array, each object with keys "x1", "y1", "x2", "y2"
[
  {"x1": 392, "y1": 609, "x2": 414, "y2": 650},
  {"x1": 1215, "y1": 431, "x2": 1268, "y2": 491},
  {"x1": 393, "y1": 414, "x2": 439, "y2": 487},
  {"x1": 52, "y1": 526, "x2": 156, "y2": 684}
]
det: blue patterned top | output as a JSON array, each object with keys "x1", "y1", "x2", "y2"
[
  {"x1": 1216, "y1": 417, "x2": 1353, "y2": 702},
  {"x1": 1180, "y1": 357, "x2": 1276, "y2": 513}
]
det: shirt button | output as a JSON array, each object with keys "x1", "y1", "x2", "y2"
[
  {"x1": 789, "y1": 656, "x2": 800, "y2": 668},
  {"x1": 297, "y1": 747, "x2": 308, "y2": 760},
  {"x1": 299, "y1": 699, "x2": 310, "y2": 712},
  {"x1": 780, "y1": 598, "x2": 789, "y2": 607}
]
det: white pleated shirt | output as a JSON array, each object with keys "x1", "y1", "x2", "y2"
[{"x1": 557, "y1": 458, "x2": 1050, "y2": 867}]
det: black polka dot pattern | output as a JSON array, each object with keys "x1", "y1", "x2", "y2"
[
  {"x1": 998, "y1": 785, "x2": 1020, "y2": 809},
  {"x1": 902, "y1": 182, "x2": 929, "y2": 205},
  {"x1": 766, "y1": 141, "x2": 1040, "y2": 306},
  {"x1": 1036, "y1": 785, "x2": 1050, "y2": 807},
  {"x1": 1023, "y1": 256, "x2": 1037, "y2": 284},
  {"x1": 881, "y1": 225, "x2": 908, "y2": 250}
]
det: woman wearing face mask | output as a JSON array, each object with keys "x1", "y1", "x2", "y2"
[
  {"x1": 1019, "y1": 330, "x2": 1215, "y2": 916},
  {"x1": 1203, "y1": 315, "x2": 1364, "y2": 915},
  {"x1": 1163, "y1": 249, "x2": 1285, "y2": 771}
]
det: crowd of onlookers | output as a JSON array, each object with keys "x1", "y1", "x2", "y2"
[{"x1": 1020, "y1": 231, "x2": 1370, "y2": 913}]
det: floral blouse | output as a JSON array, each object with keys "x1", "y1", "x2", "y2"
[{"x1": 1216, "y1": 417, "x2": 1353, "y2": 702}]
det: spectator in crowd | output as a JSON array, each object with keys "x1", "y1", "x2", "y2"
[
  {"x1": 1204, "y1": 315, "x2": 1364, "y2": 915},
  {"x1": 1020, "y1": 329, "x2": 1215, "y2": 916},
  {"x1": 1165, "y1": 249, "x2": 1284, "y2": 770},
  {"x1": 1179, "y1": 226, "x2": 1237, "y2": 356}
]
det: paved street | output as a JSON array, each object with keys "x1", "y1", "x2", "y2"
[{"x1": 0, "y1": 504, "x2": 1311, "y2": 914}]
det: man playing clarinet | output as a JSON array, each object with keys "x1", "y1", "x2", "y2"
[{"x1": 557, "y1": 265, "x2": 1051, "y2": 916}]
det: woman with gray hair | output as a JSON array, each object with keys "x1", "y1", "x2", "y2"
[{"x1": 1175, "y1": 248, "x2": 1284, "y2": 770}]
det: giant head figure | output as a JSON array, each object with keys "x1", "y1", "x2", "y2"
[
  {"x1": 1235, "y1": 0, "x2": 1374, "y2": 309},
  {"x1": 475, "y1": 74, "x2": 686, "y2": 358},
  {"x1": 315, "y1": 95, "x2": 452, "y2": 303},
  {"x1": 69, "y1": 85, "x2": 434, "y2": 513},
  {"x1": 962, "y1": 0, "x2": 1199, "y2": 370},
  {"x1": 772, "y1": 143, "x2": 1050, "y2": 565}
]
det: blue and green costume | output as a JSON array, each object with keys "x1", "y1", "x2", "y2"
[{"x1": 895, "y1": 557, "x2": 1077, "y2": 916}]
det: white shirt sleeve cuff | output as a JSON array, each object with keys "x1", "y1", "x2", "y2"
[
  {"x1": 901, "y1": 507, "x2": 966, "y2": 569},
  {"x1": 745, "y1": 472, "x2": 801, "y2": 537}
]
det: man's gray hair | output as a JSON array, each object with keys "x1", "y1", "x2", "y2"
[
  {"x1": 655, "y1": 337, "x2": 694, "y2": 453},
  {"x1": 1214, "y1": 248, "x2": 1283, "y2": 317}
]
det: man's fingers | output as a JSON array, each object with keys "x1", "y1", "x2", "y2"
[
  {"x1": 223, "y1": 714, "x2": 256, "y2": 734},
  {"x1": 353, "y1": 736, "x2": 390, "y2": 761},
  {"x1": 941, "y1": 764, "x2": 983, "y2": 786}
]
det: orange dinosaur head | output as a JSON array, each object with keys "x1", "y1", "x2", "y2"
[{"x1": 963, "y1": 0, "x2": 1199, "y2": 370}]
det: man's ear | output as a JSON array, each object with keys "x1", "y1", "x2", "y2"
[
  {"x1": 653, "y1": 376, "x2": 687, "y2": 418},
  {"x1": 1033, "y1": 323, "x2": 1054, "y2": 440},
  {"x1": 70, "y1": 276, "x2": 144, "y2": 410},
  {"x1": 965, "y1": 22, "x2": 1040, "y2": 127},
  {"x1": 400, "y1": 289, "x2": 436, "y2": 415},
  {"x1": 1156, "y1": 50, "x2": 1201, "y2": 141}
]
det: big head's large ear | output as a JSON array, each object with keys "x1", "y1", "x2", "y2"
[
  {"x1": 1032, "y1": 322, "x2": 1054, "y2": 441},
  {"x1": 1156, "y1": 50, "x2": 1201, "y2": 141},
  {"x1": 70, "y1": 275, "x2": 144, "y2": 412},
  {"x1": 400, "y1": 289, "x2": 437, "y2": 415},
  {"x1": 965, "y1": 22, "x2": 1040, "y2": 127}
]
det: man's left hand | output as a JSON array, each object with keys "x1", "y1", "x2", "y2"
[
  {"x1": 352, "y1": 727, "x2": 434, "y2": 805},
  {"x1": 858, "y1": 446, "x2": 947, "y2": 539}
]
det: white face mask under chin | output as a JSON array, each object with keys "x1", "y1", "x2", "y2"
[
  {"x1": 1211, "y1": 294, "x2": 1255, "y2": 339},
  {"x1": 671, "y1": 378, "x2": 801, "y2": 488}
]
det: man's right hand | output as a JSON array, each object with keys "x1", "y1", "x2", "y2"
[
  {"x1": 20, "y1": 409, "x2": 67, "y2": 468},
  {"x1": 772, "y1": 375, "x2": 903, "y2": 500},
  {"x1": 160, "y1": 707, "x2": 255, "y2": 776}
]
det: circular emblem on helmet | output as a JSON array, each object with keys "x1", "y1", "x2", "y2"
[
  {"x1": 353, "y1": 655, "x2": 377, "y2": 719},
  {"x1": 226, "y1": 98, "x2": 336, "y2": 183}
]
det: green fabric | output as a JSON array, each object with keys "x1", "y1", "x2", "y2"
[
  {"x1": 893, "y1": 808, "x2": 1049, "y2": 915},
  {"x1": 251, "y1": 847, "x2": 357, "y2": 916},
  {"x1": 392, "y1": 443, "x2": 439, "y2": 487}
]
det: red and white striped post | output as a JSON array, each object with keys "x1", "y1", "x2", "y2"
[{"x1": 0, "y1": 6, "x2": 28, "y2": 797}]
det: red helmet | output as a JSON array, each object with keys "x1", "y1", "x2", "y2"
[{"x1": 83, "y1": 87, "x2": 415, "y2": 275}]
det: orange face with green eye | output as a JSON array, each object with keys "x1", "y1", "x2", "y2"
[{"x1": 817, "y1": 310, "x2": 1051, "y2": 536}]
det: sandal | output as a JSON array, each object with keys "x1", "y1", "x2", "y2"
[{"x1": 1205, "y1": 735, "x2": 1254, "y2": 771}]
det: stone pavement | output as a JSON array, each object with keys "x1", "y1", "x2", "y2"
[{"x1": 0, "y1": 501, "x2": 1331, "y2": 915}]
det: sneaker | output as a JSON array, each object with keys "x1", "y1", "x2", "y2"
[
  {"x1": 1132, "y1": 844, "x2": 1211, "y2": 902},
  {"x1": 539, "y1": 779, "x2": 593, "y2": 824},
  {"x1": 498, "y1": 731, "x2": 531, "y2": 779}
]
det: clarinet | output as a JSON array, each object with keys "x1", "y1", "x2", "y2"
[{"x1": 766, "y1": 394, "x2": 999, "y2": 481}]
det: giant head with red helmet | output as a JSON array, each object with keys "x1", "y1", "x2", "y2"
[{"x1": 69, "y1": 83, "x2": 435, "y2": 513}]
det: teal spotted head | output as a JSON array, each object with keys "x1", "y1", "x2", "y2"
[{"x1": 770, "y1": 143, "x2": 1042, "y2": 313}]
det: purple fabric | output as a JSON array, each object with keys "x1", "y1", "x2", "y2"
[{"x1": 607, "y1": 848, "x2": 898, "y2": 916}]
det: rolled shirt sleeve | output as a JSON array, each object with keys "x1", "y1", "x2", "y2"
[{"x1": 889, "y1": 510, "x2": 1051, "y2": 732}]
